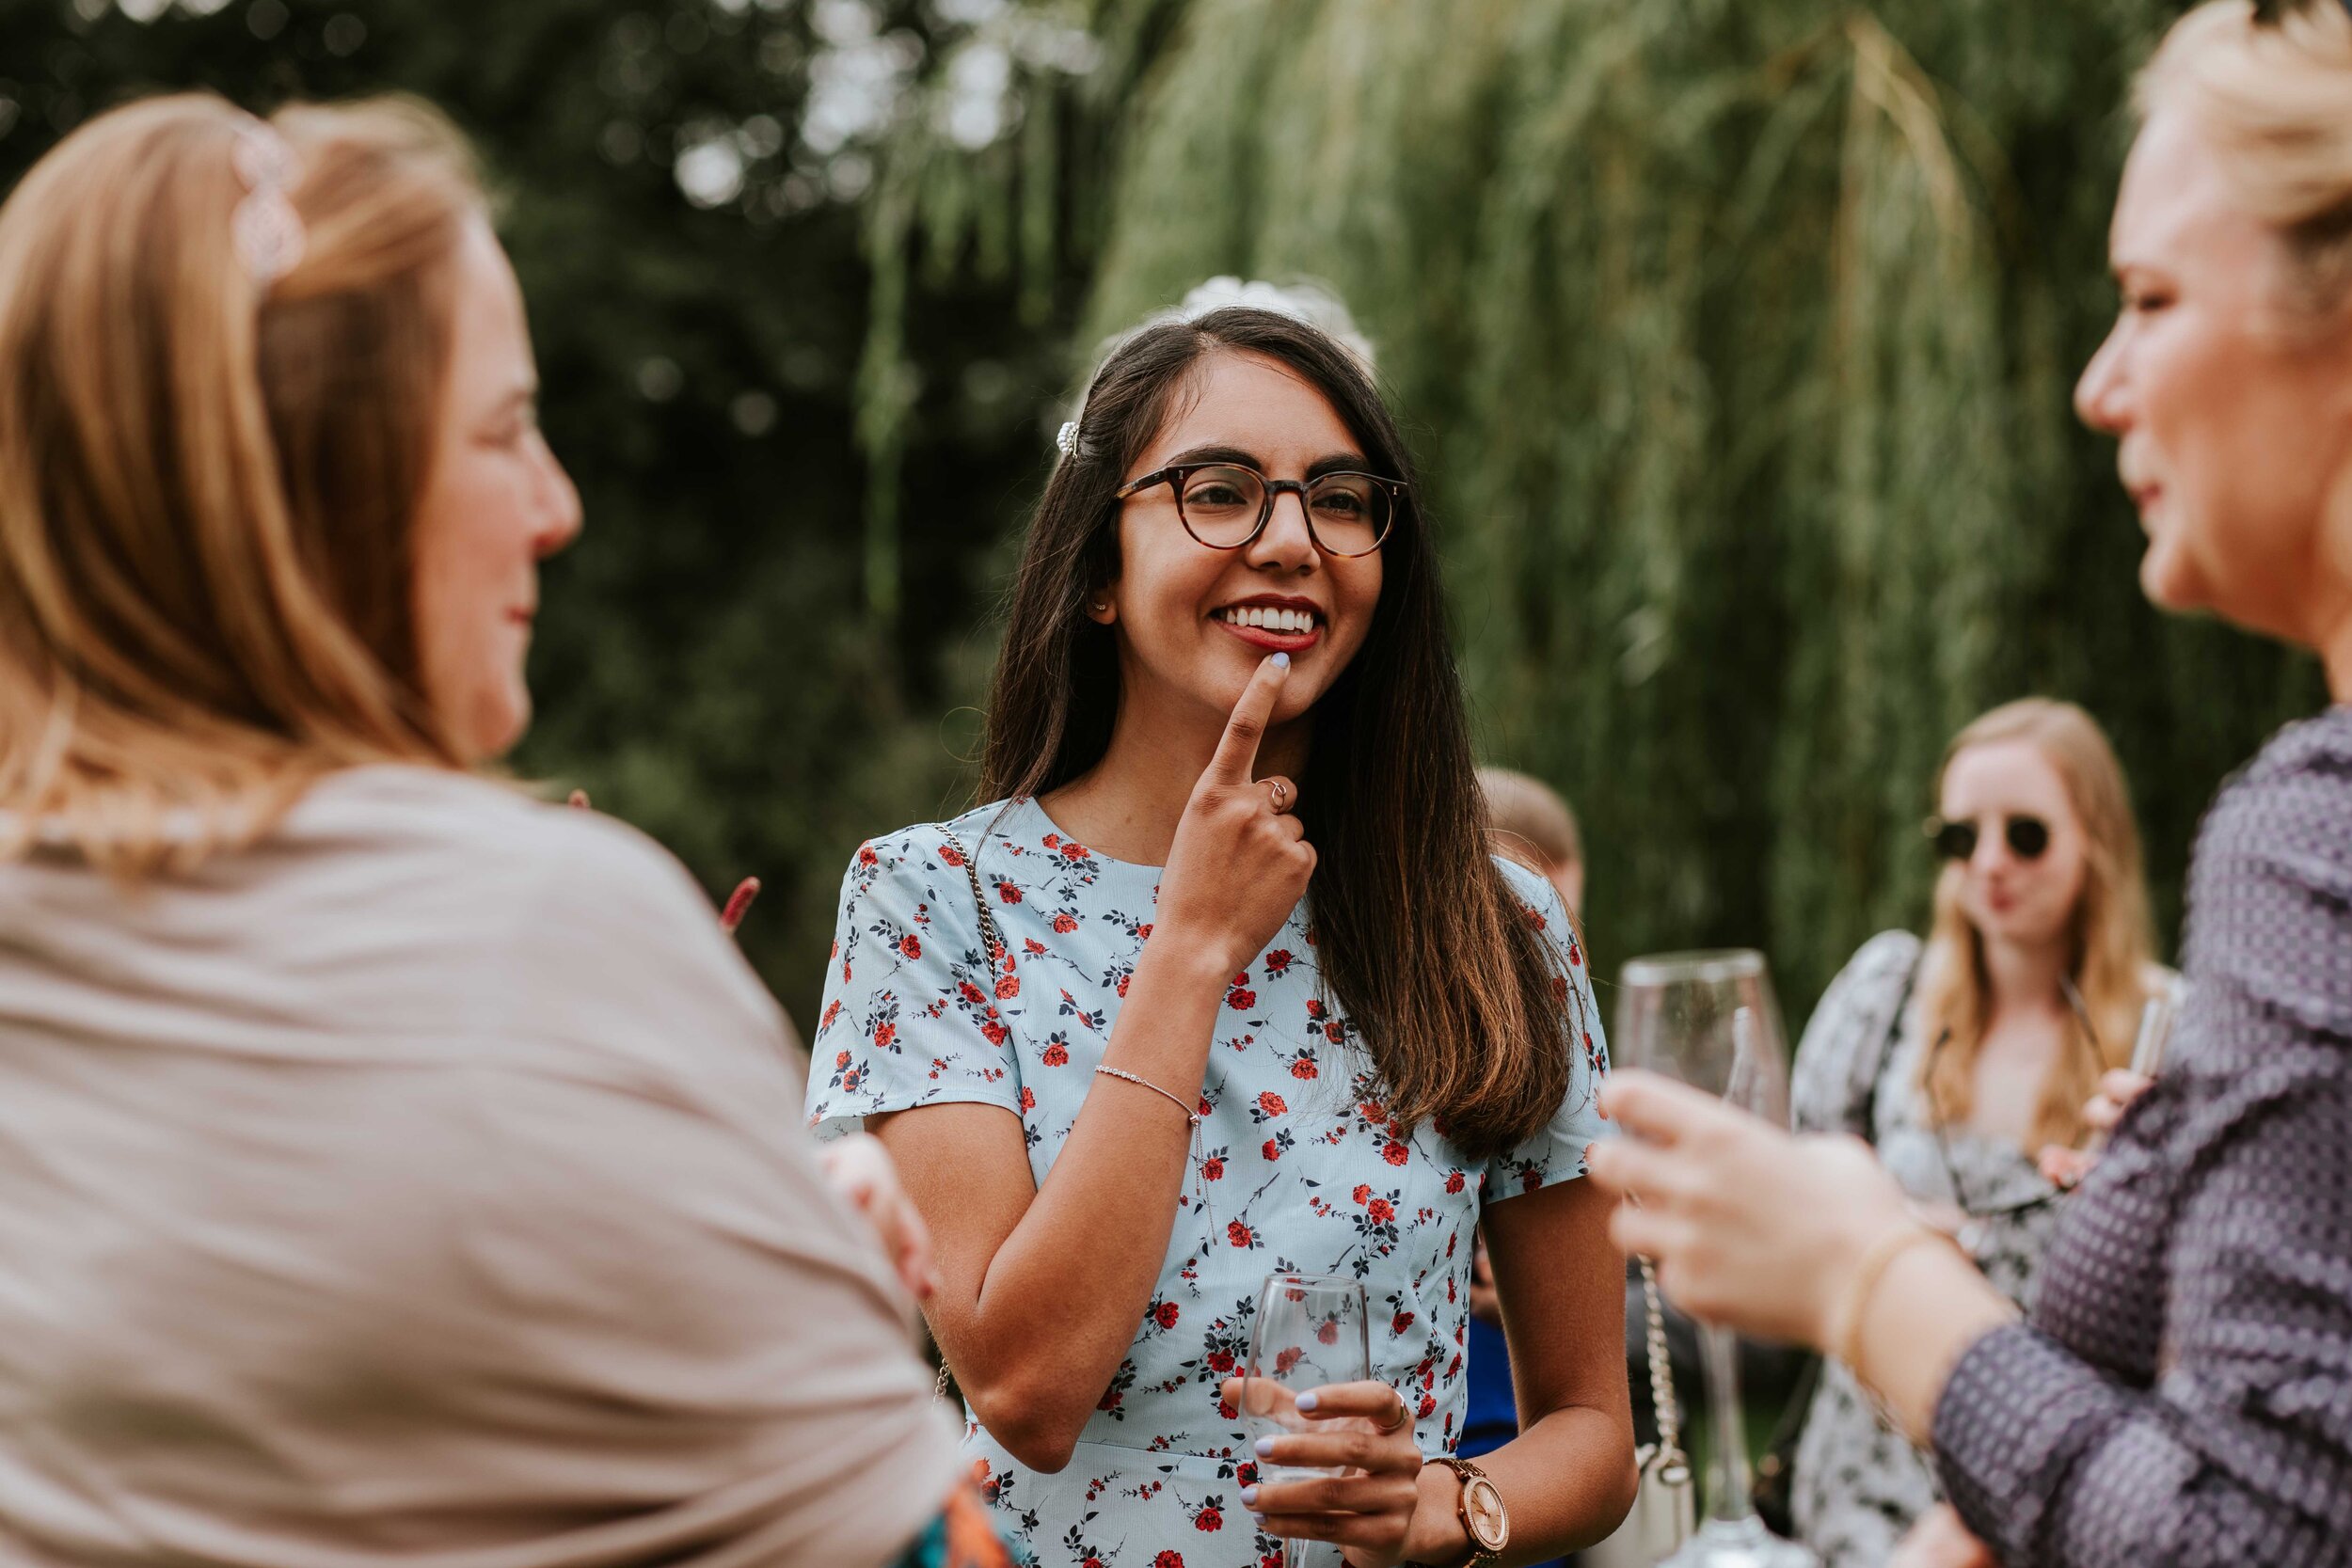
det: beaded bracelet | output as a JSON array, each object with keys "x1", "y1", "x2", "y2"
[{"x1": 1092, "y1": 1066, "x2": 1201, "y2": 1126}]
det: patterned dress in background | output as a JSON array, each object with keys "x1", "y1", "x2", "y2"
[
  {"x1": 807, "y1": 798, "x2": 1610, "y2": 1568},
  {"x1": 1787, "y1": 930, "x2": 2136, "y2": 1568}
]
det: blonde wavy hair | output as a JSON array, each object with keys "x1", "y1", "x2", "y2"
[
  {"x1": 0, "y1": 94, "x2": 487, "y2": 877},
  {"x1": 2140, "y1": 0, "x2": 2352, "y2": 328},
  {"x1": 1916, "y1": 700, "x2": 2160, "y2": 1151}
]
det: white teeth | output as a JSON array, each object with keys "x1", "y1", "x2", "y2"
[{"x1": 1221, "y1": 606, "x2": 1317, "y2": 634}]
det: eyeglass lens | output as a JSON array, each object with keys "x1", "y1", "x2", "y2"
[
  {"x1": 1176, "y1": 465, "x2": 1390, "y2": 557},
  {"x1": 1931, "y1": 815, "x2": 2050, "y2": 862}
]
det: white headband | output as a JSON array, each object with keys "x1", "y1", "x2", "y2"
[{"x1": 230, "y1": 122, "x2": 306, "y2": 288}]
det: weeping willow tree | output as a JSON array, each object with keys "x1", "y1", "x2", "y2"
[{"x1": 857, "y1": 0, "x2": 2325, "y2": 1014}]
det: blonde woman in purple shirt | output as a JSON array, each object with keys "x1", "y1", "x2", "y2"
[{"x1": 1590, "y1": 3, "x2": 2352, "y2": 1565}]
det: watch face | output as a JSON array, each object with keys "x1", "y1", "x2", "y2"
[{"x1": 1465, "y1": 1476, "x2": 1509, "y2": 1550}]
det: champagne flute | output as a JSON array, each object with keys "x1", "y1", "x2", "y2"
[
  {"x1": 1615, "y1": 949, "x2": 1820, "y2": 1568},
  {"x1": 1244, "y1": 1272, "x2": 1370, "y2": 1568}
]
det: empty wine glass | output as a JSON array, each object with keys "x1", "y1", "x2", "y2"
[
  {"x1": 1615, "y1": 949, "x2": 1820, "y2": 1568},
  {"x1": 1244, "y1": 1272, "x2": 1370, "y2": 1568}
]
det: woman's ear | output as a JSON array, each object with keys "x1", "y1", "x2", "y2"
[{"x1": 1085, "y1": 589, "x2": 1117, "y2": 626}]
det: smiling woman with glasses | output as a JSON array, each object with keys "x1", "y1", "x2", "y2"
[
  {"x1": 1770, "y1": 699, "x2": 2172, "y2": 1568},
  {"x1": 805, "y1": 288, "x2": 1636, "y2": 1568}
]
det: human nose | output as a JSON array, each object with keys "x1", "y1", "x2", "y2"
[
  {"x1": 532, "y1": 433, "x2": 583, "y2": 558},
  {"x1": 2074, "y1": 323, "x2": 2130, "y2": 435},
  {"x1": 1243, "y1": 484, "x2": 1319, "y2": 571}
]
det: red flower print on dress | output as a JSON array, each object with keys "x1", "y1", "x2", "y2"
[
  {"x1": 994, "y1": 879, "x2": 1022, "y2": 905},
  {"x1": 1352, "y1": 1183, "x2": 1373, "y2": 1204},
  {"x1": 937, "y1": 841, "x2": 964, "y2": 867},
  {"x1": 1154, "y1": 1301, "x2": 1180, "y2": 1329},
  {"x1": 1061, "y1": 840, "x2": 1090, "y2": 860},
  {"x1": 873, "y1": 1021, "x2": 896, "y2": 1050},
  {"x1": 857, "y1": 845, "x2": 879, "y2": 866},
  {"x1": 1418, "y1": 1393, "x2": 1438, "y2": 1418},
  {"x1": 1521, "y1": 903, "x2": 1546, "y2": 929},
  {"x1": 959, "y1": 980, "x2": 986, "y2": 1005},
  {"x1": 1054, "y1": 911, "x2": 1080, "y2": 934},
  {"x1": 1227, "y1": 1220, "x2": 1256, "y2": 1248},
  {"x1": 1382, "y1": 1140, "x2": 1409, "y2": 1166},
  {"x1": 1445, "y1": 1170, "x2": 1467, "y2": 1195},
  {"x1": 1391, "y1": 1310, "x2": 1415, "y2": 1335},
  {"x1": 1025, "y1": 938, "x2": 1047, "y2": 957},
  {"x1": 1258, "y1": 1091, "x2": 1287, "y2": 1117},
  {"x1": 1201, "y1": 1152, "x2": 1226, "y2": 1180},
  {"x1": 1227, "y1": 986, "x2": 1257, "y2": 1011},
  {"x1": 1154, "y1": 1552, "x2": 1185, "y2": 1568},
  {"x1": 834, "y1": 1050, "x2": 851, "y2": 1069},
  {"x1": 1194, "y1": 1506, "x2": 1222, "y2": 1532},
  {"x1": 1367, "y1": 1198, "x2": 1396, "y2": 1224},
  {"x1": 1041, "y1": 1037, "x2": 1070, "y2": 1067},
  {"x1": 840, "y1": 1069, "x2": 860, "y2": 1091},
  {"x1": 1207, "y1": 1349, "x2": 1237, "y2": 1374},
  {"x1": 1263, "y1": 949, "x2": 1295, "y2": 974},
  {"x1": 1273, "y1": 1346, "x2": 1304, "y2": 1375},
  {"x1": 1316, "y1": 1319, "x2": 1339, "y2": 1345},
  {"x1": 980, "y1": 1021, "x2": 1009, "y2": 1047},
  {"x1": 898, "y1": 934, "x2": 922, "y2": 959},
  {"x1": 1305, "y1": 998, "x2": 1326, "y2": 1020},
  {"x1": 995, "y1": 974, "x2": 1021, "y2": 999},
  {"x1": 1020, "y1": 1085, "x2": 1037, "y2": 1112},
  {"x1": 821, "y1": 1000, "x2": 842, "y2": 1030}
]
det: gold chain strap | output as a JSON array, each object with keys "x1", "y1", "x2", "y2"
[
  {"x1": 930, "y1": 827, "x2": 997, "y2": 1411},
  {"x1": 1638, "y1": 1257, "x2": 1689, "y2": 1478}
]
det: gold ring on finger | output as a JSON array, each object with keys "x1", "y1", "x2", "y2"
[{"x1": 1375, "y1": 1394, "x2": 1410, "y2": 1433}]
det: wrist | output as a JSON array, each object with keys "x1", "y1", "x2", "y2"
[
  {"x1": 1403, "y1": 1458, "x2": 1472, "y2": 1566},
  {"x1": 1136, "y1": 922, "x2": 1246, "y2": 992}
]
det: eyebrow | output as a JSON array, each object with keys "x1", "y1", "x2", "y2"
[{"x1": 1159, "y1": 443, "x2": 1375, "y2": 478}]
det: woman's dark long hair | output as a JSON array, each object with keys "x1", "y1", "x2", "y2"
[{"x1": 979, "y1": 307, "x2": 1581, "y2": 1159}]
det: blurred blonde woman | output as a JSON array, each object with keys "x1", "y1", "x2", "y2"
[
  {"x1": 1784, "y1": 700, "x2": 2170, "y2": 1566},
  {"x1": 1590, "y1": 5, "x2": 2352, "y2": 1563},
  {"x1": 0, "y1": 95, "x2": 999, "y2": 1568}
]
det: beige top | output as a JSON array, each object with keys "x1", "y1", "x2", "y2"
[{"x1": 0, "y1": 766, "x2": 959, "y2": 1568}]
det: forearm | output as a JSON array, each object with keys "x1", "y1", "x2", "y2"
[
  {"x1": 1844, "y1": 1239, "x2": 2016, "y2": 1444},
  {"x1": 1417, "y1": 1404, "x2": 1638, "y2": 1563},
  {"x1": 953, "y1": 938, "x2": 1230, "y2": 1449}
]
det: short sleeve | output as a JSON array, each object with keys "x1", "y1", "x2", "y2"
[
  {"x1": 1789, "y1": 929, "x2": 1922, "y2": 1140},
  {"x1": 805, "y1": 825, "x2": 1025, "y2": 1142},
  {"x1": 1484, "y1": 858, "x2": 1611, "y2": 1202}
]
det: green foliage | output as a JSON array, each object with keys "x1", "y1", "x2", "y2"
[
  {"x1": 865, "y1": 0, "x2": 2327, "y2": 1017},
  {"x1": 0, "y1": 0, "x2": 1039, "y2": 1030}
]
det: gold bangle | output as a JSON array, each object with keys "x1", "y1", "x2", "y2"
[{"x1": 1828, "y1": 1222, "x2": 1950, "y2": 1376}]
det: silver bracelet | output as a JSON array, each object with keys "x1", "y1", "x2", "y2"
[{"x1": 1092, "y1": 1066, "x2": 1201, "y2": 1127}]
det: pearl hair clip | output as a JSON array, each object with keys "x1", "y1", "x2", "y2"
[
  {"x1": 1055, "y1": 420, "x2": 1081, "y2": 459},
  {"x1": 231, "y1": 122, "x2": 306, "y2": 288}
]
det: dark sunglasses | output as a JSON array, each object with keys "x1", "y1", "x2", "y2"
[{"x1": 1924, "y1": 813, "x2": 2050, "y2": 863}]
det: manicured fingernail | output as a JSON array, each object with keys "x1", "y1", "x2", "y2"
[
  {"x1": 1254, "y1": 1435, "x2": 1277, "y2": 1456},
  {"x1": 1271, "y1": 652, "x2": 1290, "y2": 669},
  {"x1": 1295, "y1": 1391, "x2": 1318, "y2": 1411},
  {"x1": 1239, "y1": 1487, "x2": 1259, "y2": 1506}
]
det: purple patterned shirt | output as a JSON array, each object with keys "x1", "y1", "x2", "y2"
[{"x1": 1932, "y1": 707, "x2": 2352, "y2": 1566}]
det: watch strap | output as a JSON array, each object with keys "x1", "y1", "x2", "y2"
[{"x1": 1425, "y1": 1456, "x2": 1502, "y2": 1568}]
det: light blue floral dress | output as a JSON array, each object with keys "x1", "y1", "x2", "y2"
[{"x1": 807, "y1": 799, "x2": 1610, "y2": 1568}]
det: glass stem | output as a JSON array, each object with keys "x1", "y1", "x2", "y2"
[{"x1": 1700, "y1": 1323, "x2": 1756, "y2": 1524}]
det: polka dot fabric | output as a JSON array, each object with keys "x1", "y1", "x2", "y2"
[{"x1": 1931, "y1": 708, "x2": 2352, "y2": 1566}]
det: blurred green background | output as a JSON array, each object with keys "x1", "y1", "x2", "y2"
[{"x1": 0, "y1": 0, "x2": 2322, "y2": 1036}]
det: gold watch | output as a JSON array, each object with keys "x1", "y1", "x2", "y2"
[{"x1": 1428, "y1": 1455, "x2": 1509, "y2": 1568}]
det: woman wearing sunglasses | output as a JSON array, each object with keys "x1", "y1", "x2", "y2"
[
  {"x1": 807, "y1": 292, "x2": 1636, "y2": 1567},
  {"x1": 1587, "y1": 3, "x2": 2352, "y2": 1564},
  {"x1": 1782, "y1": 700, "x2": 2170, "y2": 1568}
]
